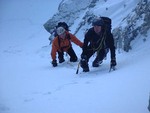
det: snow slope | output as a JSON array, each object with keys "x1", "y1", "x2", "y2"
[{"x1": 0, "y1": 0, "x2": 150, "y2": 113}]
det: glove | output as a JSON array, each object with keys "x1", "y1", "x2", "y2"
[
  {"x1": 81, "y1": 54, "x2": 87, "y2": 61},
  {"x1": 111, "y1": 58, "x2": 117, "y2": 67},
  {"x1": 80, "y1": 55, "x2": 88, "y2": 68},
  {"x1": 52, "y1": 60, "x2": 57, "y2": 67}
]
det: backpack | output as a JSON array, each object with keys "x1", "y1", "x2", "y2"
[{"x1": 101, "y1": 16, "x2": 112, "y2": 34}]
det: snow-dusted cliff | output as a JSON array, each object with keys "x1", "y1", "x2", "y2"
[{"x1": 44, "y1": 0, "x2": 150, "y2": 52}]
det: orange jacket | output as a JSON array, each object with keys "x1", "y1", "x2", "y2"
[{"x1": 51, "y1": 32, "x2": 83, "y2": 60}]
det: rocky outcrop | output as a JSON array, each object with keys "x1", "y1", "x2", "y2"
[{"x1": 112, "y1": 0, "x2": 150, "y2": 52}]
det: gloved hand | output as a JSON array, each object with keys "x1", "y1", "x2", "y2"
[
  {"x1": 52, "y1": 60, "x2": 57, "y2": 67},
  {"x1": 111, "y1": 58, "x2": 117, "y2": 67},
  {"x1": 80, "y1": 55, "x2": 88, "y2": 68},
  {"x1": 81, "y1": 54, "x2": 87, "y2": 61}
]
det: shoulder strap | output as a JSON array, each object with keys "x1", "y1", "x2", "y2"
[
  {"x1": 57, "y1": 36, "x2": 61, "y2": 48},
  {"x1": 66, "y1": 34, "x2": 71, "y2": 40},
  {"x1": 66, "y1": 34, "x2": 71, "y2": 46}
]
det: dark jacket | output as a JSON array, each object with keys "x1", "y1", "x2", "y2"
[{"x1": 82, "y1": 27, "x2": 116, "y2": 59}]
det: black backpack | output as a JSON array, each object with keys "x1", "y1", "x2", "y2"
[{"x1": 101, "y1": 17, "x2": 112, "y2": 34}]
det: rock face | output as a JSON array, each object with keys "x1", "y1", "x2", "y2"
[
  {"x1": 43, "y1": 0, "x2": 97, "y2": 33},
  {"x1": 44, "y1": 0, "x2": 150, "y2": 52},
  {"x1": 113, "y1": 0, "x2": 150, "y2": 52}
]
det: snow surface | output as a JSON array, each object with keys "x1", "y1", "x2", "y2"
[{"x1": 0, "y1": 0, "x2": 150, "y2": 113}]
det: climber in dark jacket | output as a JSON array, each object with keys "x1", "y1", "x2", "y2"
[{"x1": 80, "y1": 17, "x2": 117, "y2": 72}]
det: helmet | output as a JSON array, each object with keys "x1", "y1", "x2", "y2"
[
  {"x1": 92, "y1": 17, "x2": 104, "y2": 26},
  {"x1": 56, "y1": 27, "x2": 66, "y2": 35}
]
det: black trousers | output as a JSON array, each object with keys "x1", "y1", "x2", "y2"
[
  {"x1": 58, "y1": 47, "x2": 77, "y2": 62},
  {"x1": 82, "y1": 46, "x2": 106, "y2": 62}
]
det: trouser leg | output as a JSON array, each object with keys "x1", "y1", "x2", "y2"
[
  {"x1": 80, "y1": 47, "x2": 95, "y2": 72},
  {"x1": 81, "y1": 47, "x2": 95, "y2": 62},
  {"x1": 67, "y1": 47, "x2": 78, "y2": 62},
  {"x1": 92, "y1": 49, "x2": 105, "y2": 67},
  {"x1": 57, "y1": 51, "x2": 65, "y2": 63}
]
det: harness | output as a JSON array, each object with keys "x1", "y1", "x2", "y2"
[
  {"x1": 89, "y1": 29, "x2": 107, "y2": 54},
  {"x1": 97, "y1": 30, "x2": 107, "y2": 55}
]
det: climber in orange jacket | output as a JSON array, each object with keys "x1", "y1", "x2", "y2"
[{"x1": 51, "y1": 26, "x2": 83, "y2": 67}]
